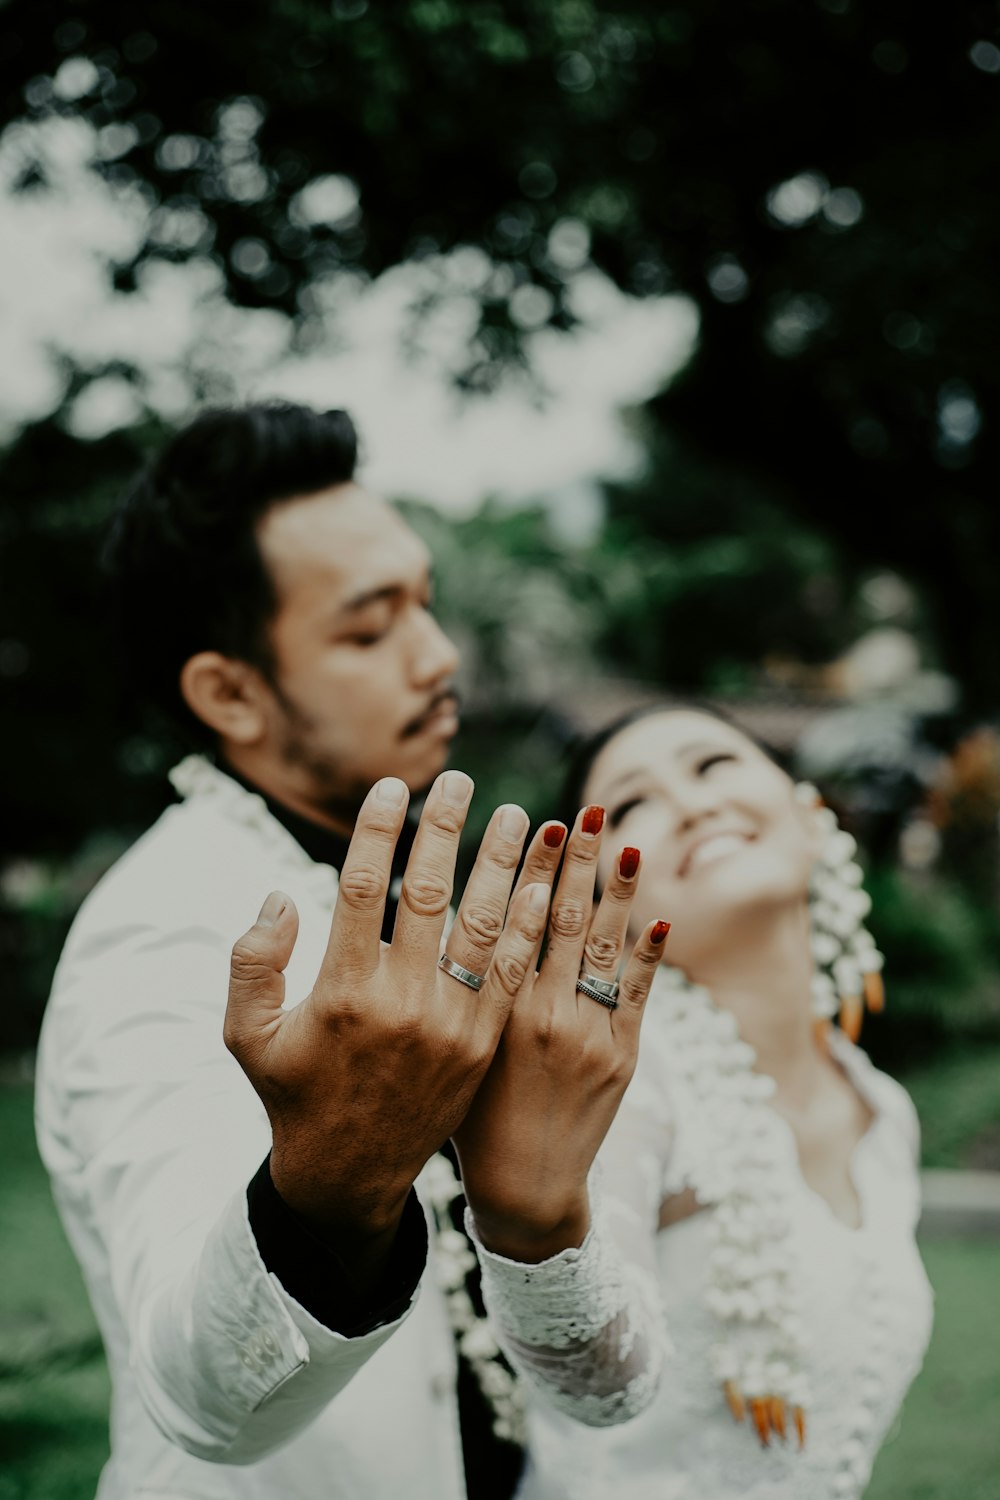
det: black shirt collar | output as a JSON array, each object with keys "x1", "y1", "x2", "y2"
[{"x1": 219, "y1": 759, "x2": 416, "y2": 938}]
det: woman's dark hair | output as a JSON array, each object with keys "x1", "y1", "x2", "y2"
[
  {"x1": 558, "y1": 697, "x2": 789, "y2": 838},
  {"x1": 103, "y1": 401, "x2": 359, "y2": 744}
]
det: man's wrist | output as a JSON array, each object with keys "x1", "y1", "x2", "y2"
[
  {"x1": 248, "y1": 1155, "x2": 427, "y2": 1332},
  {"x1": 268, "y1": 1152, "x2": 412, "y2": 1250}
]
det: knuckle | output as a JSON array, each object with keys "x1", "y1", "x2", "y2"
[
  {"x1": 548, "y1": 899, "x2": 589, "y2": 941},
  {"x1": 567, "y1": 840, "x2": 599, "y2": 870},
  {"x1": 426, "y1": 804, "x2": 465, "y2": 839},
  {"x1": 337, "y1": 864, "x2": 388, "y2": 911},
  {"x1": 459, "y1": 902, "x2": 505, "y2": 949},
  {"x1": 229, "y1": 945, "x2": 273, "y2": 985},
  {"x1": 606, "y1": 1055, "x2": 634, "y2": 1091},
  {"x1": 490, "y1": 949, "x2": 531, "y2": 998},
  {"x1": 486, "y1": 843, "x2": 522, "y2": 874},
  {"x1": 619, "y1": 971, "x2": 652, "y2": 1007},
  {"x1": 401, "y1": 873, "x2": 452, "y2": 919},
  {"x1": 582, "y1": 931, "x2": 621, "y2": 971}
]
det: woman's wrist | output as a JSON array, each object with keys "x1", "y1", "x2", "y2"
[{"x1": 470, "y1": 1191, "x2": 591, "y2": 1264}]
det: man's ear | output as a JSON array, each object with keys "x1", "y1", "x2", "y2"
[{"x1": 179, "y1": 652, "x2": 270, "y2": 745}]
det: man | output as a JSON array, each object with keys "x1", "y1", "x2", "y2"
[{"x1": 35, "y1": 402, "x2": 663, "y2": 1500}]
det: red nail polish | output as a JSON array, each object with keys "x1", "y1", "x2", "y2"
[
  {"x1": 582, "y1": 805, "x2": 605, "y2": 837},
  {"x1": 543, "y1": 823, "x2": 566, "y2": 849},
  {"x1": 619, "y1": 847, "x2": 640, "y2": 880},
  {"x1": 650, "y1": 920, "x2": 671, "y2": 945}
]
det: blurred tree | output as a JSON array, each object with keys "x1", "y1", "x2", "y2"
[
  {"x1": 2, "y1": 0, "x2": 997, "y2": 703},
  {"x1": 2, "y1": 0, "x2": 999, "y2": 1057}
]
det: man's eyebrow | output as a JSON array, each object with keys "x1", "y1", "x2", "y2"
[
  {"x1": 337, "y1": 583, "x2": 401, "y2": 616},
  {"x1": 336, "y1": 567, "x2": 434, "y2": 618}
]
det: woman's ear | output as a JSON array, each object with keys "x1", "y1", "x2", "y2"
[
  {"x1": 792, "y1": 781, "x2": 824, "y2": 862},
  {"x1": 179, "y1": 652, "x2": 269, "y2": 746}
]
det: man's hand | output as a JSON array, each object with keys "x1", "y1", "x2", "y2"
[
  {"x1": 223, "y1": 770, "x2": 563, "y2": 1287},
  {"x1": 453, "y1": 806, "x2": 670, "y2": 1264}
]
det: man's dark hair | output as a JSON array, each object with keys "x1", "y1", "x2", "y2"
[{"x1": 104, "y1": 401, "x2": 358, "y2": 744}]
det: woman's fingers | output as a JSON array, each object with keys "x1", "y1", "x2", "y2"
[
  {"x1": 439, "y1": 803, "x2": 531, "y2": 988},
  {"x1": 614, "y1": 918, "x2": 672, "y2": 1032},
  {"x1": 476, "y1": 882, "x2": 552, "y2": 1033},
  {"x1": 538, "y1": 805, "x2": 606, "y2": 985},
  {"x1": 578, "y1": 844, "x2": 642, "y2": 985},
  {"x1": 319, "y1": 777, "x2": 412, "y2": 982},
  {"x1": 510, "y1": 820, "x2": 567, "y2": 904}
]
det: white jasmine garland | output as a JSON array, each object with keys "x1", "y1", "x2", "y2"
[
  {"x1": 422, "y1": 1149, "x2": 528, "y2": 1445},
  {"x1": 658, "y1": 785, "x2": 886, "y2": 1447}
]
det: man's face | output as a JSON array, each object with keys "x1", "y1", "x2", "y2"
[{"x1": 251, "y1": 483, "x2": 460, "y2": 825}]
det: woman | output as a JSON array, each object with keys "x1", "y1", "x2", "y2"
[{"x1": 467, "y1": 705, "x2": 933, "y2": 1500}]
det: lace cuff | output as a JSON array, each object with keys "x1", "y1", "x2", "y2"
[{"x1": 465, "y1": 1195, "x2": 664, "y2": 1428}]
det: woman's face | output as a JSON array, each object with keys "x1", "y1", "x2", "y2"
[{"x1": 581, "y1": 711, "x2": 819, "y2": 968}]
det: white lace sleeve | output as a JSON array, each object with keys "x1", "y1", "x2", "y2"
[{"x1": 467, "y1": 1039, "x2": 676, "y2": 1428}]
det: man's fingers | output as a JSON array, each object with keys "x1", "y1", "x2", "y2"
[
  {"x1": 614, "y1": 918, "x2": 672, "y2": 1035},
  {"x1": 224, "y1": 891, "x2": 300, "y2": 1054},
  {"x1": 441, "y1": 802, "x2": 530, "y2": 985},
  {"x1": 389, "y1": 770, "x2": 473, "y2": 972},
  {"x1": 579, "y1": 845, "x2": 642, "y2": 983},
  {"x1": 476, "y1": 882, "x2": 550, "y2": 1034},
  {"x1": 322, "y1": 777, "x2": 411, "y2": 981}
]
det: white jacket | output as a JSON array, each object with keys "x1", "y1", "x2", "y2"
[{"x1": 35, "y1": 756, "x2": 467, "y2": 1500}]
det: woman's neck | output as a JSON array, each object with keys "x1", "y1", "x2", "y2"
[{"x1": 684, "y1": 903, "x2": 820, "y2": 1100}]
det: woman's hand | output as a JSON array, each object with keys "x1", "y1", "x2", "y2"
[{"x1": 452, "y1": 804, "x2": 670, "y2": 1263}]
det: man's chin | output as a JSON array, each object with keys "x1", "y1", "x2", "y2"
[{"x1": 402, "y1": 739, "x2": 455, "y2": 799}]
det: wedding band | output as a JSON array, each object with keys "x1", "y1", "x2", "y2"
[
  {"x1": 578, "y1": 971, "x2": 621, "y2": 1001},
  {"x1": 576, "y1": 978, "x2": 620, "y2": 1011},
  {"x1": 438, "y1": 954, "x2": 485, "y2": 991}
]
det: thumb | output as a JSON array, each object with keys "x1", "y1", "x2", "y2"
[{"x1": 224, "y1": 891, "x2": 300, "y2": 1054}]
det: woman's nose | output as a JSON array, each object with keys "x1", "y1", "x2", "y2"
[{"x1": 671, "y1": 787, "x2": 724, "y2": 836}]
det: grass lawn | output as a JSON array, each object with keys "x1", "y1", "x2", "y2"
[{"x1": 2, "y1": 1077, "x2": 999, "y2": 1498}]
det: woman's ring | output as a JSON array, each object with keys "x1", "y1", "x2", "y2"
[{"x1": 576, "y1": 971, "x2": 620, "y2": 1010}]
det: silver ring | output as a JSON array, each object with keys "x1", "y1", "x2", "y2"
[
  {"x1": 438, "y1": 954, "x2": 485, "y2": 991},
  {"x1": 578, "y1": 971, "x2": 621, "y2": 1001},
  {"x1": 576, "y1": 979, "x2": 620, "y2": 1011}
]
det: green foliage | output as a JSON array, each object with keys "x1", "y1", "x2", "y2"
[
  {"x1": 862, "y1": 866, "x2": 1000, "y2": 1071},
  {"x1": 901, "y1": 1047, "x2": 1000, "y2": 1171},
  {"x1": 2, "y1": 0, "x2": 998, "y2": 701},
  {"x1": 2, "y1": 1078, "x2": 998, "y2": 1500},
  {"x1": 866, "y1": 1239, "x2": 1000, "y2": 1500},
  {"x1": 0, "y1": 1080, "x2": 111, "y2": 1494}
]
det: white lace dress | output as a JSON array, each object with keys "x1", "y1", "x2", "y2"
[{"x1": 472, "y1": 980, "x2": 933, "y2": 1500}]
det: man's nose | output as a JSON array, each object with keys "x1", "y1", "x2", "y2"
[{"x1": 410, "y1": 608, "x2": 460, "y2": 685}]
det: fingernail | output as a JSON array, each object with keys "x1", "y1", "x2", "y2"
[
  {"x1": 442, "y1": 770, "x2": 474, "y2": 808},
  {"x1": 257, "y1": 892, "x2": 286, "y2": 928},
  {"x1": 619, "y1": 846, "x2": 640, "y2": 880},
  {"x1": 527, "y1": 883, "x2": 550, "y2": 914},
  {"x1": 376, "y1": 777, "x2": 407, "y2": 807},
  {"x1": 543, "y1": 823, "x2": 566, "y2": 849},
  {"x1": 581, "y1": 805, "x2": 605, "y2": 838},
  {"x1": 650, "y1": 920, "x2": 671, "y2": 945},
  {"x1": 499, "y1": 804, "x2": 529, "y2": 842}
]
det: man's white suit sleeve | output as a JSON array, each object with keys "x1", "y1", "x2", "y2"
[{"x1": 38, "y1": 915, "x2": 422, "y2": 1465}]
